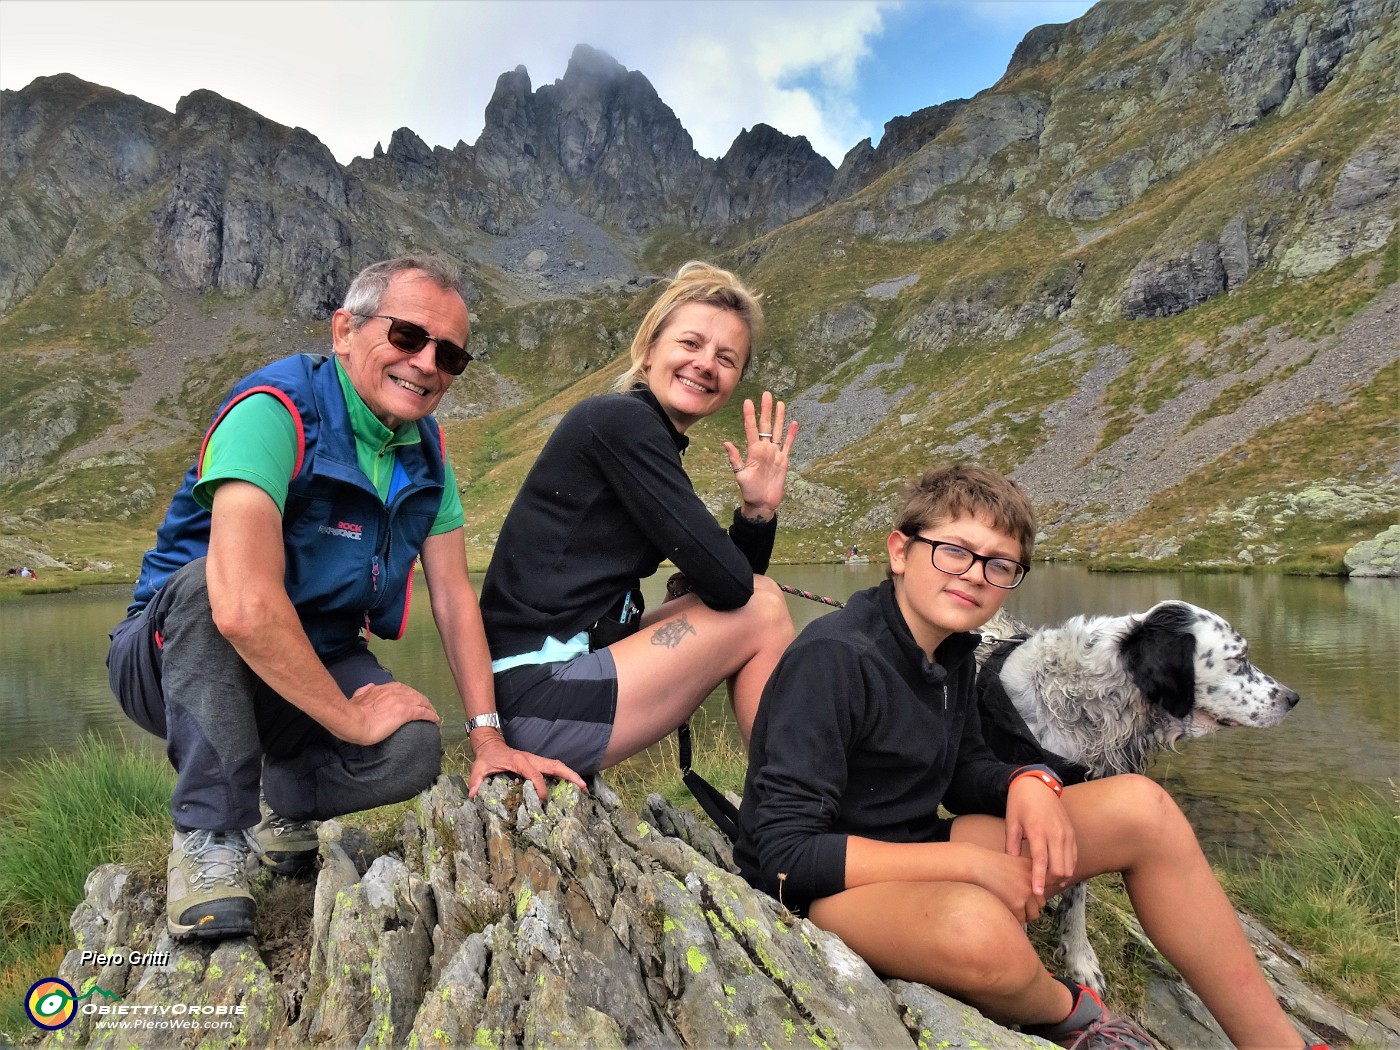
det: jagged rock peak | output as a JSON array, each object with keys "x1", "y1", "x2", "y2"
[
  {"x1": 387, "y1": 126, "x2": 433, "y2": 162},
  {"x1": 721, "y1": 123, "x2": 834, "y2": 179},
  {"x1": 560, "y1": 41, "x2": 630, "y2": 84},
  {"x1": 488, "y1": 64, "x2": 533, "y2": 108},
  {"x1": 173, "y1": 87, "x2": 263, "y2": 126}
]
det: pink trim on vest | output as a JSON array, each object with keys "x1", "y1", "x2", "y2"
[{"x1": 198, "y1": 386, "x2": 307, "y2": 481}]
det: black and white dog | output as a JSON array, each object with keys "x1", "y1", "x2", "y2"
[{"x1": 974, "y1": 600, "x2": 1301, "y2": 993}]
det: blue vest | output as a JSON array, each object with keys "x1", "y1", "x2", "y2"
[{"x1": 130, "y1": 354, "x2": 447, "y2": 657}]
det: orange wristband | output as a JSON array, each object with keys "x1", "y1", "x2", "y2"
[{"x1": 1010, "y1": 768, "x2": 1063, "y2": 796}]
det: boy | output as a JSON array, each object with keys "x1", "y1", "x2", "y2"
[{"x1": 735, "y1": 464, "x2": 1317, "y2": 1050}]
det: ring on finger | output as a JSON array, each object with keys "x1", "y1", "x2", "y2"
[
  {"x1": 757, "y1": 432, "x2": 773, "y2": 440},
  {"x1": 731, "y1": 464, "x2": 745, "y2": 472}
]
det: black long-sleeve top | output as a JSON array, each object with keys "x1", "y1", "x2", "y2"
[
  {"x1": 480, "y1": 386, "x2": 776, "y2": 660},
  {"x1": 735, "y1": 580, "x2": 1021, "y2": 912}
]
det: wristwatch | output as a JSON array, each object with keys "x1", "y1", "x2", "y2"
[{"x1": 466, "y1": 713, "x2": 502, "y2": 732}]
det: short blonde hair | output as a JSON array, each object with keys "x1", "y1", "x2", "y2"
[
  {"x1": 613, "y1": 261, "x2": 764, "y2": 392},
  {"x1": 894, "y1": 464, "x2": 1037, "y2": 563}
]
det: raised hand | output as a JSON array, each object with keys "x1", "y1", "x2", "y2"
[{"x1": 724, "y1": 391, "x2": 798, "y2": 520}]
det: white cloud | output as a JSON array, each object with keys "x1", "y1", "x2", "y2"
[{"x1": 0, "y1": 0, "x2": 997, "y2": 167}]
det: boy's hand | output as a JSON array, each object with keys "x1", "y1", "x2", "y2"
[
  {"x1": 1005, "y1": 778, "x2": 1078, "y2": 898},
  {"x1": 969, "y1": 847, "x2": 1048, "y2": 924}
]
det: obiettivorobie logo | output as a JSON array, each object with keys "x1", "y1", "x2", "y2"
[
  {"x1": 24, "y1": 978, "x2": 119, "y2": 1030},
  {"x1": 24, "y1": 960, "x2": 247, "y2": 1033}
]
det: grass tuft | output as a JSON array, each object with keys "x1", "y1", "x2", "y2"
[
  {"x1": 0, "y1": 736, "x2": 173, "y2": 1040},
  {"x1": 1220, "y1": 785, "x2": 1400, "y2": 1013},
  {"x1": 606, "y1": 698, "x2": 748, "y2": 815}
]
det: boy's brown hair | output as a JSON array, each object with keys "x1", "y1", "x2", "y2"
[{"x1": 893, "y1": 464, "x2": 1037, "y2": 563}]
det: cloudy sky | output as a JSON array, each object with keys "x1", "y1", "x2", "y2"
[{"x1": 0, "y1": 0, "x2": 1094, "y2": 166}]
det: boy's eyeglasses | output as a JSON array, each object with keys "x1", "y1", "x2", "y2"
[
  {"x1": 905, "y1": 535, "x2": 1029, "y2": 589},
  {"x1": 355, "y1": 314, "x2": 472, "y2": 375}
]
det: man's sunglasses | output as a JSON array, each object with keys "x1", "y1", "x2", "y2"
[{"x1": 355, "y1": 314, "x2": 472, "y2": 375}]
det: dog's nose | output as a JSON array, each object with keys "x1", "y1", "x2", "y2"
[{"x1": 1284, "y1": 689, "x2": 1300, "y2": 709}]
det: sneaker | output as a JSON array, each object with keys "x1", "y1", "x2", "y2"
[
  {"x1": 251, "y1": 795, "x2": 319, "y2": 874},
  {"x1": 1025, "y1": 979, "x2": 1158, "y2": 1050},
  {"x1": 167, "y1": 829, "x2": 257, "y2": 939}
]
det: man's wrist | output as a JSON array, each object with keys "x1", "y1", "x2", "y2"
[{"x1": 466, "y1": 712, "x2": 502, "y2": 733}]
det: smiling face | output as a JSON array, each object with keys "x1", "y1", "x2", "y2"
[
  {"x1": 330, "y1": 270, "x2": 470, "y2": 430},
  {"x1": 642, "y1": 301, "x2": 750, "y2": 432},
  {"x1": 887, "y1": 511, "x2": 1022, "y2": 657}
]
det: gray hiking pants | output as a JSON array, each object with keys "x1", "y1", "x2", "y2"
[{"x1": 107, "y1": 558, "x2": 442, "y2": 832}]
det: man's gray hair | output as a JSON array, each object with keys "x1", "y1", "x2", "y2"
[{"x1": 342, "y1": 255, "x2": 464, "y2": 326}]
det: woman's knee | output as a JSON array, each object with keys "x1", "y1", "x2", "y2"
[{"x1": 748, "y1": 575, "x2": 795, "y2": 639}]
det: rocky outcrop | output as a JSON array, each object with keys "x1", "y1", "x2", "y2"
[
  {"x1": 0, "y1": 45, "x2": 838, "y2": 317},
  {"x1": 827, "y1": 100, "x2": 967, "y2": 202},
  {"x1": 697, "y1": 124, "x2": 835, "y2": 232},
  {"x1": 49, "y1": 776, "x2": 1049, "y2": 1049},
  {"x1": 1121, "y1": 239, "x2": 1230, "y2": 319},
  {"x1": 48, "y1": 774, "x2": 1391, "y2": 1049},
  {"x1": 1344, "y1": 523, "x2": 1400, "y2": 577}
]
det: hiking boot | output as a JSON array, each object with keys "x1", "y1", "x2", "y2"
[
  {"x1": 1025, "y1": 979, "x2": 1159, "y2": 1050},
  {"x1": 251, "y1": 795, "x2": 319, "y2": 874},
  {"x1": 166, "y1": 829, "x2": 257, "y2": 940}
]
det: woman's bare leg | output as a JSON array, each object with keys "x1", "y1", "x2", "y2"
[{"x1": 599, "y1": 574, "x2": 792, "y2": 766}]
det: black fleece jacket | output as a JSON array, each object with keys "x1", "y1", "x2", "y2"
[
  {"x1": 735, "y1": 580, "x2": 1022, "y2": 912},
  {"x1": 480, "y1": 386, "x2": 775, "y2": 660}
]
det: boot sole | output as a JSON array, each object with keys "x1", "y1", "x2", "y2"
[{"x1": 168, "y1": 898, "x2": 256, "y2": 940}]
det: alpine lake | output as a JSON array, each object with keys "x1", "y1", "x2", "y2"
[{"x1": 2, "y1": 562, "x2": 1395, "y2": 863}]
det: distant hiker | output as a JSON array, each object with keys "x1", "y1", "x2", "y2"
[
  {"x1": 107, "y1": 255, "x2": 580, "y2": 941},
  {"x1": 479, "y1": 261, "x2": 798, "y2": 780},
  {"x1": 735, "y1": 464, "x2": 1315, "y2": 1050}
]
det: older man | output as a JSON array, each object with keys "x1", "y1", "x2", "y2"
[{"x1": 108, "y1": 255, "x2": 581, "y2": 939}]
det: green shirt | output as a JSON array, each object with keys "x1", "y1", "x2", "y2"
[{"x1": 195, "y1": 358, "x2": 464, "y2": 535}]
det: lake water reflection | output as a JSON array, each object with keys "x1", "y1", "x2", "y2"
[{"x1": 2, "y1": 564, "x2": 1395, "y2": 859}]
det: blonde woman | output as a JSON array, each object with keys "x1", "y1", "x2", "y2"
[{"x1": 477, "y1": 262, "x2": 797, "y2": 787}]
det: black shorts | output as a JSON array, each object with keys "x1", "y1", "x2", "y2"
[{"x1": 493, "y1": 649, "x2": 618, "y2": 775}]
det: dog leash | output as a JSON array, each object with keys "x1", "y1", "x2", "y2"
[{"x1": 775, "y1": 583, "x2": 846, "y2": 608}]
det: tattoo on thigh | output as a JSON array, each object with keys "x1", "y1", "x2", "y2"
[{"x1": 651, "y1": 615, "x2": 697, "y2": 650}]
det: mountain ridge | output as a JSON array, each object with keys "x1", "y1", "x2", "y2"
[{"x1": 1, "y1": 0, "x2": 1395, "y2": 577}]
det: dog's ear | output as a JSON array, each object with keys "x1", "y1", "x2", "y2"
[{"x1": 1121, "y1": 603, "x2": 1197, "y2": 718}]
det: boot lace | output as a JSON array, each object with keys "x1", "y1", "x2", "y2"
[{"x1": 181, "y1": 829, "x2": 254, "y2": 889}]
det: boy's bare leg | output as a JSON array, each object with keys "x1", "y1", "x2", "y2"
[
  {"x1": 809, "y1": 881, "x2": 1074, "y2": 1025},
  {"x1": 959, "y1": 775, "x2": 1303, "y2": 1050}
]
